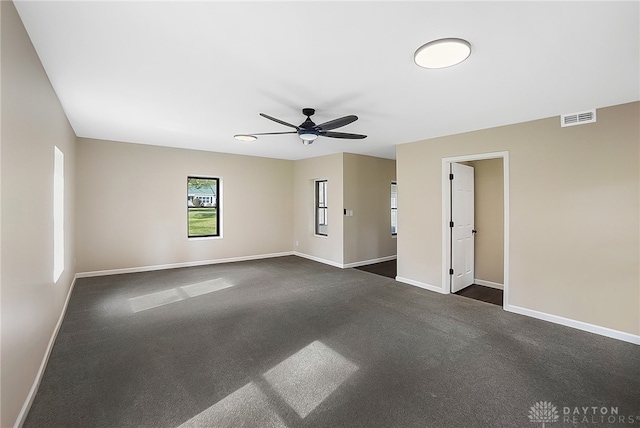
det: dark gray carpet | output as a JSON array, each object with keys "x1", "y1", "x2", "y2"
[{"x1": 24, "y1": 256, "x2": 640, "y2": 427}]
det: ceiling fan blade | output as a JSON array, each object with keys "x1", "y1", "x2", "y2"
[
  {"x1": 259, "y1": 113, "x2": 299, "y2": 130},
  {"x1": 320, "y1": 131, "x2": 367, "y2": 139},
  {"x1": 250, "y1": 131, "x2": 297, "y2": 136},
  {"x1": 316, "y1": 115, "x2": 358, "y2": 131}
]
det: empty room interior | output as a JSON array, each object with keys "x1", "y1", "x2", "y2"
[{"x1": 1, "y1": 1, "x2": 639, "y2": 427}]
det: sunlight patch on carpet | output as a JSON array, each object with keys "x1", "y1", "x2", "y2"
[
  {"x1": 181, "y1": 278, "x2": 234, "y2": 297},
  {"x1": 128, "y1": 278, "x2": 235, "y2": 313},
  {"x1": 128, "y1": 289, "x2": 183, "y2": 313},
  {"x1": 263, "y1": 340, "x2": 358, "y2": 418},
  {"x1": 177, "y1": 382, "x2": 287, "y2": 428}
]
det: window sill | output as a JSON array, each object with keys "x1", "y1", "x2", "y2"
[{"x1": 188, "y1": 235, "x2": 223, "y2": 241}]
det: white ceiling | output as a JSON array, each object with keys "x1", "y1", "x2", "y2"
[{"x1": 14, "y1": 1, "x2": 640, "y2": 160}]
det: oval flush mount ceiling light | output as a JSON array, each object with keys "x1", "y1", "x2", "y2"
[
  {"x1": 234, "y1": 134, "x2": 257, "y2": 141},
  {"x1": 414, "y1": 38, "x2": 471, "y2": 69}
]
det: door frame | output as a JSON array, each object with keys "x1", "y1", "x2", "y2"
[{"x1": 441, "y1": 151, "x2": 510, "y2": 307}]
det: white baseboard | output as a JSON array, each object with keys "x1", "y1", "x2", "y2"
[
  {"x1": 293, "y1": 252, "x2": 344, "y2": 269},
  {"x1": 76, "y1": 252, "x2": 295, "y2": 278},
  {"x1": 294, "y1": 252, "x2": 397, "y2": 269},
  {"x1": 395, "y1": 276, "x2": 447, "y2": 294},
  {"x1": 505, "y1": 303, "x2": 640, "y2": 345},
  {"x1": 343, "y1": 255, "x2": 397, "y2": 269},
  {"x1": 474, "y1": 279, "x2": 504, "y2": 290},
  {"x1": 15, "y1": 275, "x2": 77, "y2": 428}
]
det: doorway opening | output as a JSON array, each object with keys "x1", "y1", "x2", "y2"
[
  {"x1": 441, "y1": 151, "x2": 509, "y2": 307},
  {"x1": 455, "y1": 284, "x2": 503, "y2": 305}
]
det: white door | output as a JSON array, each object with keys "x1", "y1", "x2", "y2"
[{"x1": 451, "y1": 163, "x2": 475, "y2": 293}]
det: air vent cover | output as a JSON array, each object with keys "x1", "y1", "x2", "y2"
[{"x1": 561, "y1": 109, "x2": 596, "y2": 127}]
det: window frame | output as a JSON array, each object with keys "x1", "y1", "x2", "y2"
[
  {"x1": 391, "y1": 181, "x2": 398, "y2": 236},
  {"x1": 53, "y1": 146, "x2": 64, "y2": 282},
  {"x1": 187, "y1": 176, "x2": 220, "y2": 239},
  {"x1": 315, "y1": 179, "x2": 328, "y2": 236}
]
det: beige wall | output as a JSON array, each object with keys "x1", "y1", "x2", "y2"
[
  {"x1": 397, "y1": 101, "x2": 639, "y2": 335},
  {"x1": 293, "y1": 153, "x2": 344, "y2": 265},
  {"x1": 293, "y1": 153, "x2": 397, "y2": 267},
  {"x1": 77, "y1": 142, "x2": 397, "y2": 273},
  {"x1": 343, "y1": 153, "x2": 396, "y2": 265},
  {"x1": 469, "y1": 158, "x2": 504, "y2": 284},
  {"x1": 75, "y1": 138, "x2": 293, "y2": 273},
  {"x1": 1, "y1": 2, "x2": 77, "y2": 426}
]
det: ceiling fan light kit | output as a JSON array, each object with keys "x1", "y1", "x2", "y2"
[
  {"x1": 414, "y1": 38, "x2": 471, "y2": 69},
  {"x1": 299, "y1": 132, "x2": 319, "y2": 143},
  {"x1": 236, "y1": 108, "x2": 367, "y2": 145}
]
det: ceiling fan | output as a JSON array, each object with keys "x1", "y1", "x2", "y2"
[{"x1": 234, "y1": 108, "x2": 367, "y2": 145}]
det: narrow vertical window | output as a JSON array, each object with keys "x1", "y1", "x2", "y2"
[
  {"x1": 187, "y1": 176, "x2": 220, "y2": 238},
  {"x1": 315, "y1": 180, "x2": 328, "y2": 236},
  {"x1": 53, "y1": 147, "x2": 64, "y2": 282},
  {"x1": 391, "y1": 181, "x2": 398, "y2": 235}
]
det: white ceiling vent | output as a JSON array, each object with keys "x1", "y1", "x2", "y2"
[{"x1": 561, "y1": 109, "x2": 596, "y2": 127}]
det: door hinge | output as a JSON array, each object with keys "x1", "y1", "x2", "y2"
[
  {"x1": 449, "y1": 221, "x2": 454, "y2": 228},
  {"x1": 449, "y1": 173, "x2": 454, "y2": 180},
  {"x1": 449, "y1": 268, "x2": 454, "y2": 275}
]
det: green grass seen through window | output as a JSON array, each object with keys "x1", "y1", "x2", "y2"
[{"x1": 188, "y1": 208, "x2": 217, "y2": 237}]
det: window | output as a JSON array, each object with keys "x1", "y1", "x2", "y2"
[
  {"x1": 315, "y1": 180, "x2": 328, "y2": 236},
  {"x1": 53, "y1": 147, "x2": 64, "y2": 282},
  {"x1": 187, "y1": 176, "x2": 219, "y2": 238},
  {"x1": 391, "y1": 181, "x2": 398, "y2": 235}
]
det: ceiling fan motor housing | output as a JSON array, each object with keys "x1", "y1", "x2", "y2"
[{"x1": 299, "y1": 109, "x2": 320, "y2": 142}]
